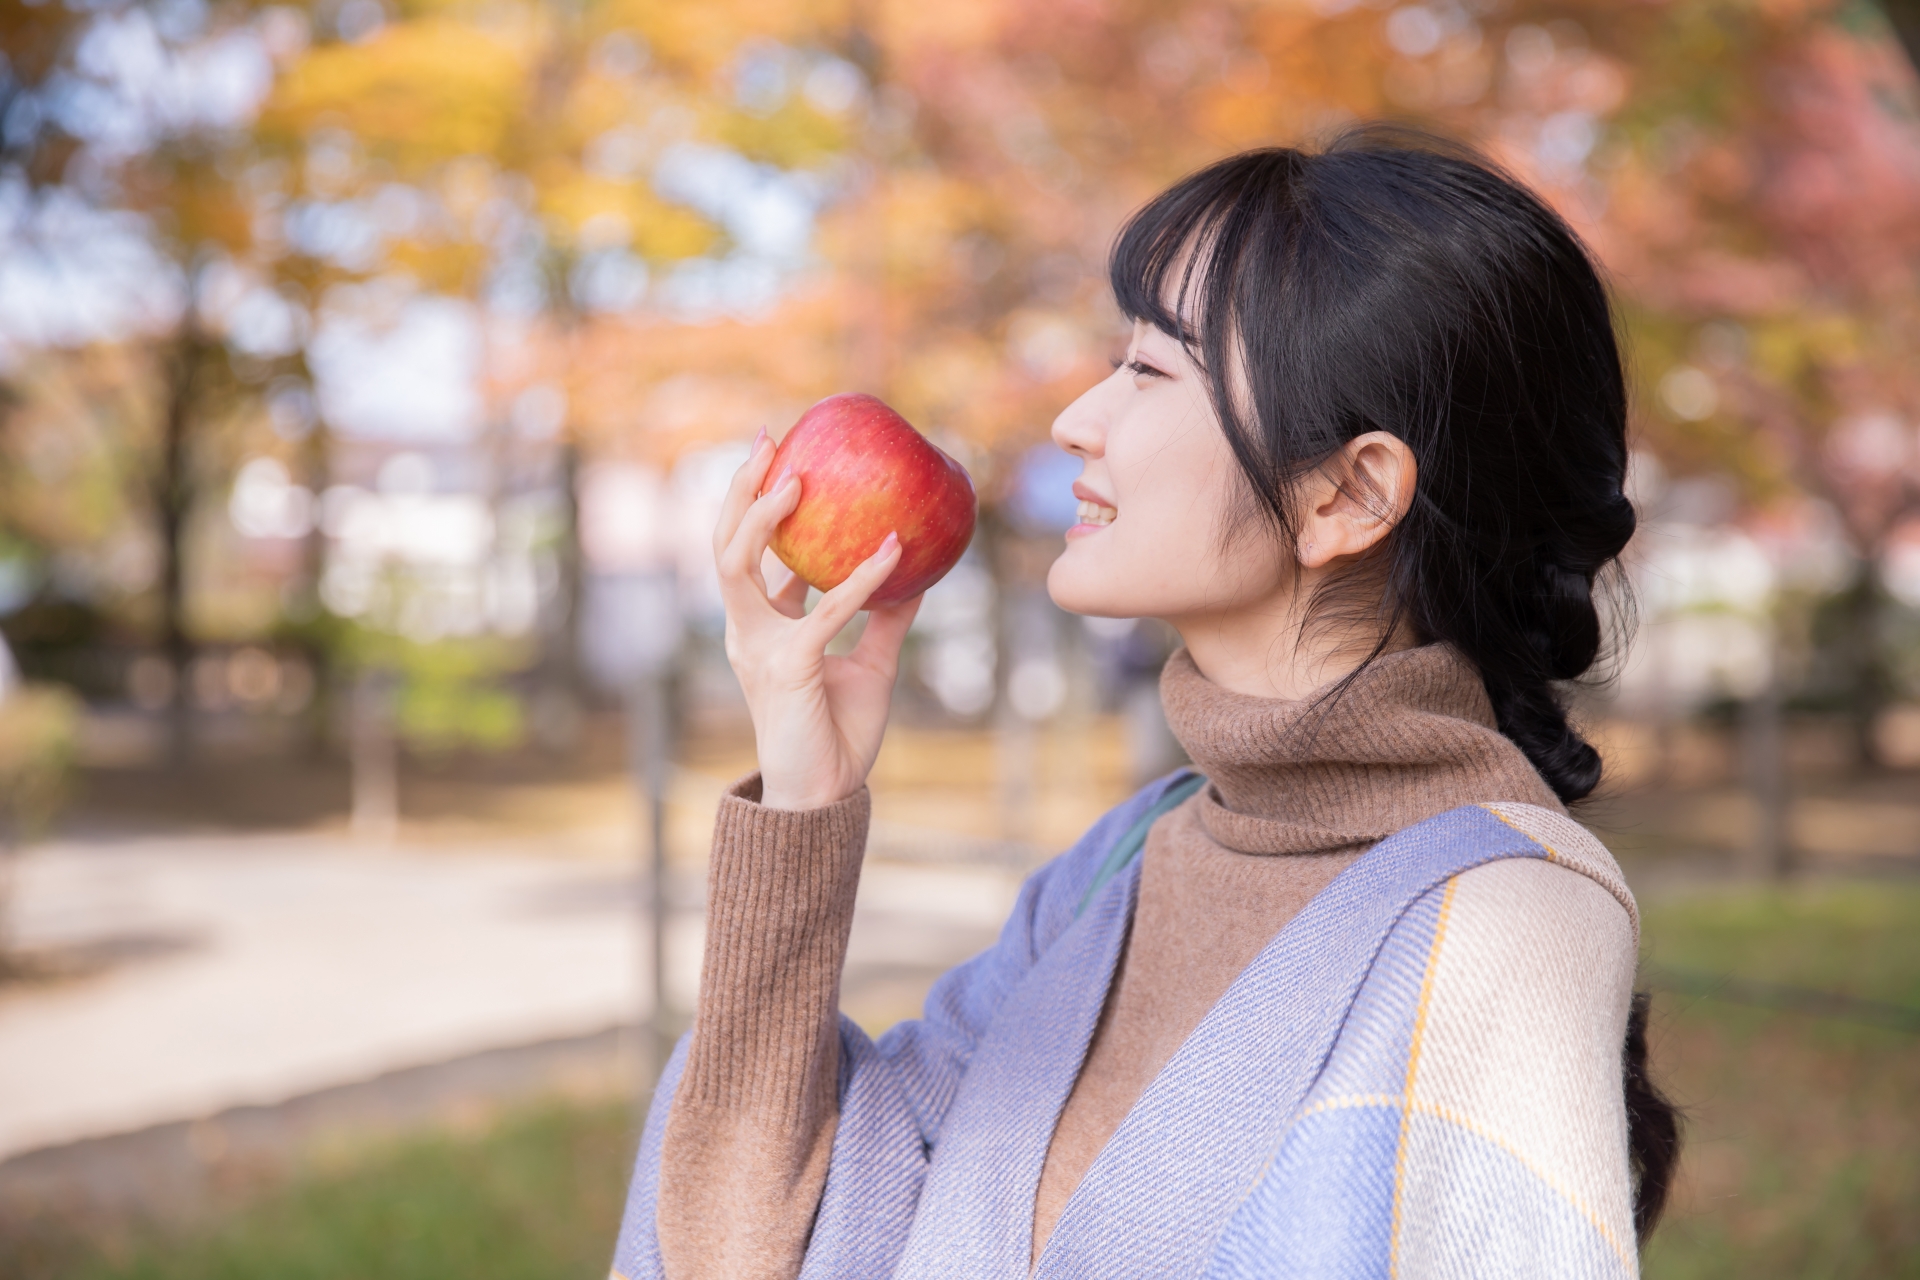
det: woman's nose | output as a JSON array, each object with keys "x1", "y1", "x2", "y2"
[{"x1": 1050, "y1": 378, "x2": 1111, "y2": 458}]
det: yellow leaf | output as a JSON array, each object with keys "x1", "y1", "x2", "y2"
[
  {"x1": 536, "y1": 169, "x2": 719, "y2": 260},
  {"x1": 265, "y1": 20, "x2": 528, "y2": 170}
]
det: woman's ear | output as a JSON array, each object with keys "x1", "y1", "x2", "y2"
[{"x1": 1296, "y1": 432, "x2": 1418, "y2": 569}]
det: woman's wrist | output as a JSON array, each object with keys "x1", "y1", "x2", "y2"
[{"x1": 759, "y1": 779, "x2": 858, "y2": 811}]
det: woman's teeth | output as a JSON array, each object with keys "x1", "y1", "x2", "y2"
[{"x1": 1076, "y1": 499, "x2": 1117, "y2": 526}]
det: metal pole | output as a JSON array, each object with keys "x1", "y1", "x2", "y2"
[
  {"x1": 646, "y1": 669, "x2": 670, "y2": 1070},
  {"x1": 1745, "y1": 610, "x2": 1793, "y2": 880},
  {"x1": 630, "y1": 668, "x2": 672, "y2": 1095},
  {"x1": 350, "y1": 668, "x2": 398, "y2": 844}
]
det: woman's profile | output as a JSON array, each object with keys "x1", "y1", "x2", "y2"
[{"x1": 612, "y1": 127, "x2": 1680, "y2": 1280}]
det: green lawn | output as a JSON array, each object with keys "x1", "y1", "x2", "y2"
[
  {"x1": 1640, "y1": 881, "x2": 1920, "y2": 1280},
  {"x1": 30, "y1": 1101, "x2": 640, "y2": 1280},
  {"x1": 22, "y1": 882, "x2": 1919, "y2": 1280}
]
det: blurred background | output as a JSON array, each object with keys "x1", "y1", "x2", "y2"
[{"x1": 0, "y1": 0, "x2": 1916, "y2": 1275}]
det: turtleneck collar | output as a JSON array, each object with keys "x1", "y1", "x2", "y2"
[{"x1": 1158, "y1": 643, "x2": 1562, "y2": 857}]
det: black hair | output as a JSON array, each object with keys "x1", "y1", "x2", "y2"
[
  {"x1": 1111, "y1": 127, "x2": 1680, "y2": 1240},
  {"x1": 1623, "y1": 991, "x2": 1680, "y2": 1242}
]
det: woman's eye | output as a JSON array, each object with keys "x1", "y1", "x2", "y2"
[{"x1": 1120, "y1": 359, "x2": 1168, "y2": 380}]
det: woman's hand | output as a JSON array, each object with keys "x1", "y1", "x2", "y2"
[{"x1": 715, "y1": 429, "x2": 924, "y2": 811}]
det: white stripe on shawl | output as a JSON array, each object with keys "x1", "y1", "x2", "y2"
[{"x1": 1484, "y1": 801, "x2": 1639, "y2": 942}]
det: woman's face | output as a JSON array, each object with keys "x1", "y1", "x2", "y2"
[{"x1": 1046, "y1": 320, "x2": 1295, "y2": 623}]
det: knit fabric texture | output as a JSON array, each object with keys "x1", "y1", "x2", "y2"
[
  {"x1": 617, "y1": 781, "x2": 1637, "y2": 1279},
  {"x1": 1032, "y1": 644, "x2": 1562, "y2": 1253},
  {"x1": 656, "y1": 774, "x2": 870, "y2": 1280},
  {"x1": 1161, "y1": 643, "x2": 1562, "y2": 850},
  {"x1": 622, "y1": 647, "x2": 1638, "y2": 1279}
]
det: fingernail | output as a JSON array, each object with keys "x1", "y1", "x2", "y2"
[
  {"x1": 878, "y1": 531, "x2": 899, "y2": 556},
  {"x1": 775, "y1": 465, "x2": 795, "y2": 490},
  {"x1": 753, "y1": 426, "x2": 769, "y2": 452}
]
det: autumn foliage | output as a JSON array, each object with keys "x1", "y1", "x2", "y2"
[{"x1": 2, "y1": 0, "x2": 1918, "y2": 709}]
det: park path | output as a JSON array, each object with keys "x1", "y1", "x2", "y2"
[
  {"x1": 0, "y1": 807, "x2": 1027, "y2": 1168},
  {"x1": 0, "y1": 831, "x2": 650, "y2": 1162}
]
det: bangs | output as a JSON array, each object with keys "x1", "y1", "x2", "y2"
[
  {"x1": 1108, "y1": 187, "x2": 1219, "y2": 345},
  {"x1": 1108, "y1": 149, "x2": 1302, "y2": 351}
]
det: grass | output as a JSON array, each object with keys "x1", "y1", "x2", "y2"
[
  {"x1": 29, "y1": 1100, "x2": 639, "y2": 1280},
  {"x1": 21, "y1": 882, "x2": 1920, "y2": 1279},
  {"x1": 1639, "y1": 880, "x2": 1920, "y2": 1280}
]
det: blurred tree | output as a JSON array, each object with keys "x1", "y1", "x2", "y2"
[
  {"x1": 1587, "y1": 1, "x2": 1920, "y2": 762},
  {"x1": 2, "y1": 1, "x2": 320, "y2": 753},
  {"x1": 0, "y1": 7, "x2": 75, "y2": 179},
  {"x1": 0, "y1": 346, "x2": 165, "y2": 686},
  {"x1": 256, "y1": 0, "x2": 730, "y2": 709},
  {"x1": 6, "y1": 0, "x2": 1917, "y2": 755}
]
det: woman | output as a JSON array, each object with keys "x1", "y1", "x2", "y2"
[{"x1": 612, "y1": 129, "x2": 1679, "y2": 1280}]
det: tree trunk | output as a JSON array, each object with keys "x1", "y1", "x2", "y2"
[
  {"x1": 1838, "y1": 560, "x2": 1891, "y2": 770},
  {"x1": 156, "y1": 331, "x2": 210, "y2": 766},
  {"x1": 295, "y1": 417, "x2": 334, "y2": 758}
]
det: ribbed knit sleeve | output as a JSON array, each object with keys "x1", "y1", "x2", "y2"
[{"x1": 656, "y1": 772, "x2": 871, "y2": 1280}]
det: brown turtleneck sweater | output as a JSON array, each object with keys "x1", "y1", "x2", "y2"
[
  {"x1": 658, "y1": 643, "x2": 1562, "y2": 1280},
  {"x1": 1029, "y1": 644, "x2": 1561, "y2": 1255}
]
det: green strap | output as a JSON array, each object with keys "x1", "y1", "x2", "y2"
[{"x1": 1074, "y1": 771, "x2": 1208, "y2": 920}]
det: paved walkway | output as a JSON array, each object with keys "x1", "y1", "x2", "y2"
[
  {"x1": 0, "y1": 817, "x2": 1025, "y2": 1167},
  {"x1": 0, "y1": 832, "x2": 645, "y2": 1162}
]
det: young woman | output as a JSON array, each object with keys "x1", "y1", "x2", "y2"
[{"x1": 612, "y1": 129, "x2": 1679, "y2": 1280}]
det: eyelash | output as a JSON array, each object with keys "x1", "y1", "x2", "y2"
[{"x1": 1113, "y1": 358, "x2": 1168, "y2": 379}]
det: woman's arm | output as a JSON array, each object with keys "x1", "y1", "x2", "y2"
[
  {"x1": 656, "y1": 777, "x2": 870, "y2": 1280},
  {"x1": 645, "y1": 430, "x2": 920, "y2": 1280}
]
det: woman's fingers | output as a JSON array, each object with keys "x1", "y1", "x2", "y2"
[
  {"x1": 849, "y1": 591, "x2": 923, "y2": 677},
  {"x1": 798, "y1": 532, "x2": 901, "y2": 647},
  {"x1": 711, "y1": 428, "x2": 776, "y2": 561},
  {"x1": 717, "y1": 469, "x2": 801, "y2": 603}
]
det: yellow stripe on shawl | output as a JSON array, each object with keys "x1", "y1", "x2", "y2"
[{"x1": 1389, "y1": 875, "x2": 1459, "y2": 1280}]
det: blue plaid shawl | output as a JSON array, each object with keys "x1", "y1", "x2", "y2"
[{"x1": 613, "y1": 771, "x2": 1640, "y2": 1279}]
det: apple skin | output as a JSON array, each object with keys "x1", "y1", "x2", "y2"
[{"x1": 760, "y1": 393, "x2": 977, "y2": 607}]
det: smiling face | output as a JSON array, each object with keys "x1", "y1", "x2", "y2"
[{"x1": 1046, "y1": 320, "x2": 1296, "y2": 625}]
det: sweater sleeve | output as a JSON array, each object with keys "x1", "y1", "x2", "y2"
[
  {"x1": 656, "y1": 773, "x2": 870, "y2": 1280},
  {"x1": 1203, "y1": 855, "x2": 1641, "y2": 1279}
]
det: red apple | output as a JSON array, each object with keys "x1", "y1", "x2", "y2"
[{"x1": 760, "y1": 393, "x2": 977, "y2": 607}]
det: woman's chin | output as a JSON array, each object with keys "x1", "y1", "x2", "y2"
[{"x1": 1046, "y1": 554, "x2": 1132, "y2": 618}]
